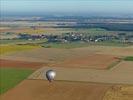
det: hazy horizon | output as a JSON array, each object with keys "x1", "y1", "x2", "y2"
[{"x1": 1, "y1": 0, "x2": 133, "y2": 17}]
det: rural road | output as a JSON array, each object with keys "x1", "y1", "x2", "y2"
[{"x1": 28, "y1": 61, "x2": 133, "y2": 84}]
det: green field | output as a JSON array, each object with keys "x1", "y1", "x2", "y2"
[
  {"x1": 41, "y1": 41, "x2": 131, "y2": 49},
  {"x1": 0, "y1": 68, "x2": 33, "y2": 94},
  {"x1": 0, "y1": 39, "x2": 47, "y2": 45},
  {"x1": 124, "y1": 56, "x2": 133, "y2": 61}
]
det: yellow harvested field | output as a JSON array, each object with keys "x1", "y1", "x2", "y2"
[
  {"x1": 20, "y1": 28, "x2": 49, "y2": 34},
  {"x1": 19, "y1": 28, "x2": 68, "y2": 34},
  {"x1": 0, "y1": 27, "x2": 11, "y2": 30},
  {"x1": 0, "y1": 27, "x2": 73, "y2": 34},
  {"x1": 0, "y1": 45, "x2": 40, "y2": 55},
  {"x1": 103, "y1": 85, "x2": 133, "y2": 100}
]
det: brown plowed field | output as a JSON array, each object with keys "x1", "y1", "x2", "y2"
[
  {"x1": 0, "y1": 59, "x2": 44, "y2": 70},
  {"x1": 1, "y1": 48, "x2": 120, "y2": 69},
  {"x1": 0, "y1": 80, "x2": 111, "y2": 100},
  {"x1": 53, "y1": 54, "x2": 119, "y2": 69}
]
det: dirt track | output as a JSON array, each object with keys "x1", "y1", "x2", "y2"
[{"x1": 0, "y1": 80, "x2": 111, "y2": 100}]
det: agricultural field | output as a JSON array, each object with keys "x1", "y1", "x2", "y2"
[
  {"x1": 1, "y1": 26, "x2": 133, "y2": 35},
  {"x1": 0, "y1": 44, "x2": 133, "y2": 100},
  {"x1": 0, "y1": 80, "x2": 111, "y2": 100},
  {"x1": 28, "y1": 61, "x2": 133, "y2": 84},
  {"x1": 0, "y1": 21, "x2": 133, "y2": 100},
  {"x1": 0, "y1": 39, "x2": 47, "y2": 45},
  {"x1": 0, "y1": 68, "x2": 33, "y2": 94},
  {"x1": 0, "y1": 59, "x2": 44, "y2": 70},
  {"x1": 0, "y1": 1, "x2": 133, "y2": 99},
  {"x1": 2, "y1": 45, "x2": 133, "y2": 63},
  {"x1": 1, "y1": 20, "x2": 133, "y2": 36},
  {"x1": 0, "y1": 45, "x2": 40, "y2": 55},
  {"x1": 0, "y1": 27, "x2": 75, "y2": 34},
  {"x1": 0, "y1": 47, "x2": 113, "y2": 65},
  {"x1": 103, "y1": 85, "x2": 133, "y2": 100},
  {"x1": 52, "y1": 54, "x2": 120, "y2": 69},
  {"x1": 124, "y1": 56, "x2": 133, "y2": 61},
  {"x1": 41, "y1": 42, "x2": 131, "y2": 49}
]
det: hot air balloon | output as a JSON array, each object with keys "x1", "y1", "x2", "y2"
[{"x1": 46, "y1": 70, "x2": 56, "y2": 82}]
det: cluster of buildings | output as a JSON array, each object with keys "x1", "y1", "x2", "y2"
[
  {"x1": 17, "y1": 32, "x2": 133, "y2": 43},
  {"x1": 1, "y1": 32, "x2": 132, "y2": 43}
]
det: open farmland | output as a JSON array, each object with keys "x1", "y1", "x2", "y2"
[
  {"x1": 103, "y1": 85, "x2": 133, "y2": 100},
  {"x1": 0, "y1": 68, "x2": 33, "y2": 94},
  {"x1": 1, "y1": 20, "x2": 133, "y2": 35},
  {"x1": 1, "y1": 46, "x2": 133, "y2": 66},
  {"x1": 1, "y1": 2, "x2": 133, "y2": 99},
  {"x1": 124, "y1": 56, "x2": 133, "y2": 61},
  {"x1": 0, "y1": 45, "x2": 133, "y2": 100},
  {"x1": 0, "y1": 27, "x2": 75, "y2": 34},
  {"x1": 0, "y1": 39, "x2": 47, "y2": 45},
  {"x1": 0, "y1": 80, "x2": 111, "y2": 100},
  {"x1": 1, "y1": 46, "x2": 124, "y2": 69},
  {"x1": 0, "y1": 33, "x2": 133, "y2": 100},
  {"x1": 1, "y1": 26, "x2": 133, "y2": 35},
  {"x1": 52, "y1": 54, "x2": 120, "y2": 69},
  {"x1": 0, "y1": 45, "x2": 40, "y2": 55},
  {"x1": 0, "y1": 59, "x2": 44, "y2": 70},
  {"x1": 42, "y1": 42, "x2": 131, "y2": 49},
  {"x1": 28, "y1": 61, "x2": 133, "y2": 84}
]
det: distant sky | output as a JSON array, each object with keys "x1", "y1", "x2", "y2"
[{"x1": 1, "y1": 0, "x2": 133, "y2": 16}]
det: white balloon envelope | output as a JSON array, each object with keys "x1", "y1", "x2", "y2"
[{"x1": 46, "y1": 70, "x2": 56, "y2": 82}]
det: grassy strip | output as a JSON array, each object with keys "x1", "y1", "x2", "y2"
[
  {"x1": 124, "y1": 56, "x2": 133, "y2": 61},
  {"x1": 0, "y1": 39, "x2": 47, "y2": 45},
  {"x1": 42, "y1": 42, "x2": 89, "y2": 49},
  {"x1": 107, "y1": 60, "x2": 121, "y2": 70},
  {"x1": 41, "y1": 42, "x2": 130, "y2": 49},
  {"x1": 0, "y1": 68, "x2": 33, "y2": 94}
]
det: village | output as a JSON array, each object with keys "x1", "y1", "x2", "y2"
[{"x1": 12, "y1": 32, "x2": 133, "y2": 43}]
